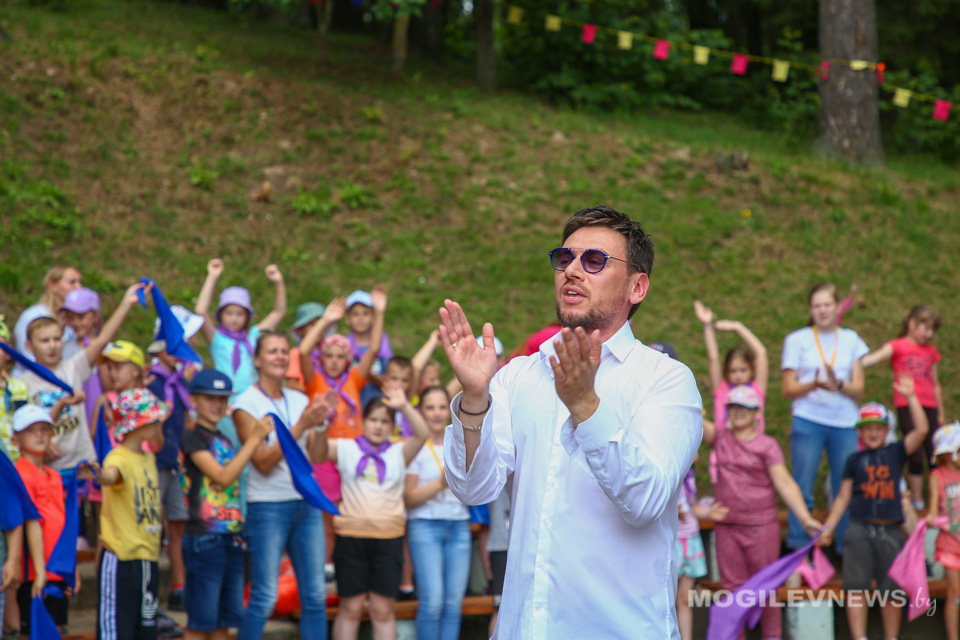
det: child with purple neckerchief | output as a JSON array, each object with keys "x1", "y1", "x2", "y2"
[
  {"x1": 194, "y1": 259, "x2": 287, "y2": 400},
  {"x1": 345, "y1": 290, "x2": 393, "y2": 380}
]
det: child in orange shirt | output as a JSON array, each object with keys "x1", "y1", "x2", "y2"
[
  {"x1": 300, "y1": 286, "x2": 386, "y2": 565},
  {"x1": 12, "y1": 404, "x2": 97, "y2": 634}
]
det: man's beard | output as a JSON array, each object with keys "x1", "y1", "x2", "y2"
[{"x1": 555, "y1": 301, "x2": 621, "y2": 333}]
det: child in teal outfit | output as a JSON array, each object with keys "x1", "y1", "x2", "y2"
[{"x1": 194, "y1": 258, "x2": 287, "y2": 405}]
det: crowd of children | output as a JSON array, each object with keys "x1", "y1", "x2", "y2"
[{"x1": 0, "y1": 262, "x2": 955, "y2": 640}]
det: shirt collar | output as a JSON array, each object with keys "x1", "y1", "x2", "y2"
[{"x1": 538, "y1": 321, "x2": 635, "y2": 366}]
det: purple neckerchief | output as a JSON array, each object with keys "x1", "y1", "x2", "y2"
[
  {"x1": 355, "y1": 435, "x2": 390, "y2": 484},
  {"x1": 322, "y1": 370, "x2": 358, "y2": 414},
  {"x1": 150, "y1": 364, "x2": 194, "y2": 412},
  {"x1": 217, "y1": 326, "x2": 253, "y2": 373},
  {"x1": 682, "y1": 467, "x2": 697, "y2": 501},
  {"x1": 347, "y1": 332, "x2": 391, "y2": 361},
  {"x1": 309, "y1": 348, "x2": 324, "y2": 380}
]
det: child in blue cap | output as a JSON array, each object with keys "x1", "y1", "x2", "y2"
[
  {"x1": 180, "y1": 369, "x2": 273, "y2": 640},
  {"x1": 194, "y1": 258, "x2": 287, "y2": 398}
]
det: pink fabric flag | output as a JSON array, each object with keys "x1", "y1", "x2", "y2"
[
  {"x1": 731, "y1": 54, "x2": 748, "y2": 75},
  {"x1": 581, "y1": 24, "x2": 597, "y2": 44},
  {"x1": 653, "y1": 39, "x2": 670, "y2": 60},
  {"x1": 707, "y1": 536, "x2": 819, "y2": 640},
  {"x1": 887, "y1": 520, "x2": 932, "y2": 621},
  {"x1": 933, "y1": 100, "x2": 952, "y2": 122},
  {"x1": 796, "y1": 545, "x2": 835, "y2": 590}
]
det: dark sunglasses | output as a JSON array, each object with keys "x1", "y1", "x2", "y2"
[{"x1": 549, "y1": 248, "x2": 640, "y2": 274}]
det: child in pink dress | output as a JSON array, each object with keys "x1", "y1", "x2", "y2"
[
  {"x1": 929, "y1": 422, "x2": 960, "y2": 640},
  {"x1": 703, "y1": 385, "x2": 821, "y2": 640},
  {"x1": 694, "y1": 301, "x2": 768, "y2": 484}
]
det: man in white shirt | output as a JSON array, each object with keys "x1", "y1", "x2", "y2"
[{"x1": 440, "y1": 205, "x2": 703, "y2": 639}]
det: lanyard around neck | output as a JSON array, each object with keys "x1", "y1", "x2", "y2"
[
  {"x1": 425, "y1": 439, "x2": 443, "y2": 473},
  {"x1": 812, "y1": 326, "x2": 838, "y2": 370},
  {"x1": 257, "y1": 383, "x2": 290, "y2": 426}
]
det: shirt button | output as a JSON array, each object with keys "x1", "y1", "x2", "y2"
[
  {"x1": 538, "y1": 561, "x2": 545, "y2": 569},
  {"x1": 535, "y1": 604, "x2": 543, "y2": 612}
]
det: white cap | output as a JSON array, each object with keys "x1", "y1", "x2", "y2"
[
  {"x1": 12, "y1": 404, "x2": 54, "y2": 433},
  {"x1": 475, "y1": 335, "x2": 504, "y2": 357}
]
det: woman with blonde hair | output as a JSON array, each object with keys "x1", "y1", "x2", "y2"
[{"x1": 12, "y1": 265, "x2": 82, "y2": 374}]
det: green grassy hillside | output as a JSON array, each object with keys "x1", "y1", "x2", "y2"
[{"x1": 2, "y1": 0, "x2": 958, "y2": 495}]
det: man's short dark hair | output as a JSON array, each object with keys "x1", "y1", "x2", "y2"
[{"x1": 561, "y1": 204, "x2": 654, "y2": 318}]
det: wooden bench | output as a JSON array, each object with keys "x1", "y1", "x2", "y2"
[
  {"x1": 316, "y1": 594, "x2": 495, "y2": 621},
  {"x1": 698, "y1": 579, "x2": 949, "y2": 602}
]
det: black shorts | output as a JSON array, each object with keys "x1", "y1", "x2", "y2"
[
  {"x1": 489, "y1": 551, "x2": 507, "y2": 608},
  {"x1": 842, "y1": 521, "x2": 904, "y2": 593},
  {"x1": 333, "y1": 535, "x2": 403, "y2": 598},
  {"x1": 898, "y1": 406, "x2": 938, "y2": 476},
  {"x1": 97, "y1": 549, "x2": 160, "y2": 640},
  {"x1": 17, "y1": 579, "x2": 69, "y2": 634}
]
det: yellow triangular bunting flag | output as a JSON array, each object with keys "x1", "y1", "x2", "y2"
[
  {"x1": 772, "y1": 60, "x2": 790, "y2": 82},
  {"x1": 545, "y1": 15, "x2": 561, "y2": 31},
  {"x1": 507, "y1": 6, "x2": 523, "y2": 25},
  {"x1": 693, "y1": 46, "x2": 710, "y2": 65},
  {"x1": 618, "y1": 31, "x2": 633, "y2": 50},
  {"x1": 892, "y1": 88, "x2": 912, "y2": 108},
  {"x1": 849, "y1": 60, "x2": 869, "y2": 71}
]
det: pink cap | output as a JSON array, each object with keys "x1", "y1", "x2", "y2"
[{"x1": 726, "y1": 385, "x2": 761, "y2": 409}]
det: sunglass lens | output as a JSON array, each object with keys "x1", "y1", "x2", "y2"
[
  {"x1": 550, "y1": 249, "x2": 575, "y2": 270},
  {"x1": 582, "y1": 250, "x2": 608, "y2": 273}
]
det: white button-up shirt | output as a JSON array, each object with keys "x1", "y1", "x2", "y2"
[{"x1": 444, "y1": 322, "x2": 702, "y2": 639}]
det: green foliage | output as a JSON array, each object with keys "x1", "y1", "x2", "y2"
[
  {"x1": 370, "y1": 0, "x2": 428, "y2": 21},
  {"x1": 292, "y1": 185, "x2": 337, "y2": 217},
  {"x1": 186, "y1": 161, "x2": 219, "y2": 190},
  {"x1": 880, "y1": 70, "x2": 960, "y2": 162},
  {"x1": 338, "y1": 182, "x2": 376, "y2": 210}
]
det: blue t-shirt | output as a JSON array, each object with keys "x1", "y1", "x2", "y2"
[
  {"x1": 844, "y1": 441, "x2": 908, "y2": 523},
  {"x1": 148, "y1": 374, "x2": 188, "y2": 470},
  {"x1": 211, "y1": 325, "x2": 261, "y2": 398}
]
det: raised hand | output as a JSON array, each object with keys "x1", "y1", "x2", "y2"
[
  {"x1": 550, "y1": 327, "x2": 601, "y2": 424},
  {"x1": 207, "y1": 259, "x2": 224, "y2": 277},
  {"x1": 300, "y1": 394, "x2": 336, "y2": 430},
  {"x1": 382, "y1": 380, "x2": 409, "y2": 410},
  {"x1": 264, "y1": 264, "x2": 283, "y2": 283},
  {"x1": 438, "y1": 299, "x2": 498, "y2": 398},
  {"x1": 693, "y1": 300, "x2": 713, "y2": 325},
  {"x1": 371, "y1": 285, "x2": 388, "y2": 314},
  {"x1": 714, "y1": 320, "x2": 741, "y2": 332},
  {"x1": 324, "y1": 297, "x2": 347, "y2": 323},
  {"x1": 893, "y1": 372, "x2": 916, "y2": 399},
  {"x1": 123, "y1": 281, "x2": 151, "y2": 306}
]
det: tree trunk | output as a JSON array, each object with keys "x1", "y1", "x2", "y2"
[
  {"x1": 815, "y1": 0, "x2": 884, "y2": 165},
  {"x1": 391, "y1": 15, "x2": 410, "y2": 80},
  {"x1": 476, "y1": 0, "x2": 496, "y2": 91},
  {"x1": 423, "y1": 0, "x2": 440, "y2": 56},
  {"x1": 316, "y1": 0, "x2": 335, "y2": 65}
]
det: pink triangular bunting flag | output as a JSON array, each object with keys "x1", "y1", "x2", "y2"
[
  {"x1": 581, "y1": 24, "x2": 597, "y2": 44},
  {"x1": 653, "y1": 39, "x2": 670, "y2": 61},
  {"x1": 731, "y1": 54, "x2": 748, "y2": 75},
  {"x1": 933, "y1": 99, "x2": 952, "y2": 122},
  {"x1": 796, "y1": 546, "x2": 835, "y2": 590}
]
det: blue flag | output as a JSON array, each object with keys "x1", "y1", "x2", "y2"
[
  {"x1": 30, "y1": 594, "x2": 62, "y2": 639},
  {"x1": 0, "y1": 448, "x2": 40, "y2": 531},
  {"x1": 138, "y1": 278, "x2": 202, "y2": 364},
  {"x1": 46, "y1": 463, "x2": 82, "y2": 591},
  {"x1": 268, "y1": 413, "x2": 339, "y2": 515},
  {"x1": 95, "y1": 404, "x2": 113, "y2": 467},
  {"x1": 0, "y1": 343, "x2": 73, "y2": 395}
]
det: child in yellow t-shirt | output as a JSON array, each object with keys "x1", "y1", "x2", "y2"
[{"x1": 98, "y1": 388, "x2": 169, "y2": 639}]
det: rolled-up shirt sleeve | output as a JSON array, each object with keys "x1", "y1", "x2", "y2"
[
  {"x1": 572, "y1": 363, "x2": 702, "y2": 528},
  {"x1": 443, "y1": 368, "x2": 515, "y2": 507}
]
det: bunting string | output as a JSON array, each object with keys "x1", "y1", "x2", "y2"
[{"x1": 505, "y1": 5, "x2": 954, "y2": 121}]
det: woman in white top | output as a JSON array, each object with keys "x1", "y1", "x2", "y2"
[
  {"x1": 318, "y1": 383, "x2": 427, "y2": 640},
  {"x1": 781, "y1": 283, "x2": 868, "y2": 554},
  {"x1": 404, "y1": 386, "x2": 472, "y2": 640},
  {"x1": 232, "y1": 331, "x2": 336, "y2": 640}
]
